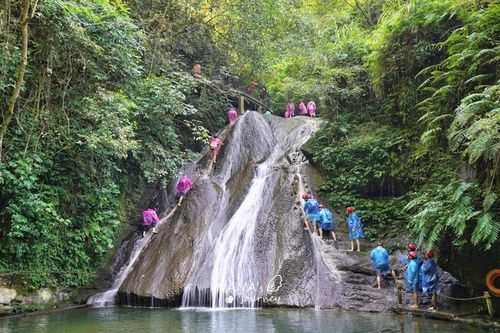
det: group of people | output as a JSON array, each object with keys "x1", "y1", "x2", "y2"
[
  {"x1": 301, "y1": 193, "x2": 366, "y2": 252},
  {"x1": 370, "y1": 242, "x2": 440, "y2": 310},
  {"x1": 285, "y1": 100, "x2": 317, "y2": 118}
]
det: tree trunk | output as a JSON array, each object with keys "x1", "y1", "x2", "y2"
[{"x1": 0, "y1": 0, "x2": 31, "y2": 160}]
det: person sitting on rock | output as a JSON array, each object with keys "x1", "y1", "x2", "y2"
[
  {"x1": 370, "y1": 242, "x2": 393, "y2": 289},
  {"x1": 176, "y1": 174, "x2": 193, "y2": 207},
  {"x1": 303, "y1": 194, "x2": 320, "y2": 234},
  {"x1": 227, "y1": 107, "x2": 238, "y2": 125},
  {"x1": 421, "y1": 250, "x2": 440, "y2": 311},
  {"x1": 346, "y1": 206, "x2": 364, "y2": 251},
  {"x1": 317, "y1": 204, "x2": 337, "y2": 241},
  {"x1": 209, "y1": 134, "x2": 223, "y2": 164},
  {"x1": 406, "y1": 251, "x2": 420, "y2": 309},
  {"x1": 141, "y1": 205, "x2": 160, "y2": 237}
]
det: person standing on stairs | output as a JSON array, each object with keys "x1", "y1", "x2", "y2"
[
  {"x1": 346, "y1": 206, "x2": 364, "y2": 251},
  {"x1": 406, "y1": 251, "x2": 421, "y2": 309},
  {"x1": 307, "y1": 100, "x2": 317, "y2": 117},
  {"x1": 227, "y1": 107, "x2": 238, "y2": 125},
  {"x1": 303, "y1": 194, "x2": 320, "y2": 234},
  {"x1": 209, "y1": 134, "x2": 223, "y2": 164},
  {"x1": 285, "y1": 101, "x2": 295, "y2": 118},
  {"x1": 317, "y1": 204, "x2": 337, "y2": 241},
  {"x1": 176, "y1": 174, "x2": 193, "y2": 207},
  {"x1": 299, "y1": 100, "x2": 308, "y2": 116},
  {"x1": 370, "y1": 243, "x2": 393, "y2": 289},
  {"x1": 141, "y1": 205, "x2": 160, "y2": 237}
]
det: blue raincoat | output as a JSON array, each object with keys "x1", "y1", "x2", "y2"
[
  {"x1": 406, "y1": 259, "x2": 420, "y2": 292},
  {"x1": 421, "y1": 258, "x2": 440, "y2": 293},
  {"x1": 347, "y1": 212, "x2": 364, "y2": 240},
  {"x1": 370, "y1": 246, "x2": 391, "y2": 275},
  {"x1": 304, "y1": 198, "x2": 320, "y2": 222},
  {"x1": 317, "y1": 208, "x2": 334, "y2": 231}
]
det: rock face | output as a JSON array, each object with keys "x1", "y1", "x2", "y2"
[
  {"x1": 117, "y1": 112, "x2": 323, "y2": 307},
  {"x1": 107, "y1": 111, "x2": 467, "y2": 312}
]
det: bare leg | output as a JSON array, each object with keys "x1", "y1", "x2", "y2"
[
  {"x1": 409, "y1": 292, "x2": 419, "y2": 309},
  {"x1": 178, "y1": 195, "x2": 184, "y2": 207},
  {"x1": 312, "y1": 223, "x2": 318, "y2": 235},
  {"x1": 391, "y1": 270, "x2": 401, "y2": 284},
  {"x1": 348, "y1": 240, "x2": 354, "y2": 251},
  {"x1": 376, "y1": 274, "x2": 381, "y2": 289},
  {"x1": 303, "y1": 219, "x2": 310, "y2": 231},
  {"x1": 319, "y1": 228, "x2": 323, "y2": 239},
  {"x1": 331, "y1": 231, "x2": 337, "y2": 241},
  {"x1": 356, "y1": 239, "x2": 361, "y2": 251}
]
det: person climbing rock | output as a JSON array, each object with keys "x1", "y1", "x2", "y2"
[
  {"x1": 303, "y1": 194, "x2": 320, "y2": 234},
  {"x1": 227, "y1": 107, "x2": 238, "y2": 125},
  {"x1": 209, "y1": 134, "x2": 223, "y2": 164},
  {"x1": 285, "y1": 101, "x2": 295, "y2": 118},
  {"x1": 299, "y1": 100, "x2": 308, "y2": 116},
  {"x1": 307, "y1": 100, "x2": 317, "y2": 117},
  {"x1": 421, "y1": 250, "x2": 440, "y2": 311},
  {"x1": 176, "y1": 174, "x2": 193, "y2": 207},
  {"x1": 141, "y1": 205, "x2": 160, "y2": 237},
  {"x1": 370, "y1": 243, "x2": 392, "y2": 289},
  {"x1": 301, "y1": 194, "x2": 311, "y2": 230},
  {"x1": 346, "y1": 206, "x2": 364, "y2": 251},
  {"x1": 406, "y1": 251, "x2": 420, "y2": 309},
  {"x1": 317, "y1": 204, "x2": 337, "y2": 241}
]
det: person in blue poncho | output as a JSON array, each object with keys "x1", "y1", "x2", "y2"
[
  {"x1": 406, "y1": 251, "x2": 420, "y2": 309},
  {"x1": 421, "y1": 250, "x2": 440, "y2": 310},
  {"x1": 370, "y1": 243, "x2": 393, "y2": 289},
  {"x1": 303, "y1": 194, "x2": 320, "y2": 234},
  {"x1": 346, "y1": 206, "x2": 364, "y2": 251},
  {"x1": 317, "y1": 204, "x2": 337, "y2": 241}
]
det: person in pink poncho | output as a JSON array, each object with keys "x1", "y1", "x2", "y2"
[
  {"x1": 227, "y1": 107, "x2": 238, "y2": 125},
  {"x1": 176, "y1": 174, "x2": 193, "y2": 207},
  {"x1": 307, "y1": 100, "x2": 317, "y2": 117},
  {"x1": 285, "y1": 101, "x2": 295, "y2": 118},
  {"x1": 209, "y1": 134, "x2": 223, "y2": 164},
  {"x1": 141, "y1": 206, "x2": 160, "y2": 237},
  {"x1": 299, "y1": 100, "x2": 308, "y2": 116}
]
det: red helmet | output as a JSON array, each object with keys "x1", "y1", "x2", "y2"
[
  {"x1": 408, "y1": 251, "x2": 418, "y2": 259},
  {"x1": 346, "y1": 207, "x2": 354, "y2": 213},
  {"x1": 408, "y1": 243, "x2": 417, "y2": 251},
  {"x1": 301, "y1": 194, "x2": 310, "y2": 200},
  {"x1": 426, "y1": 250, "x2": 434, "y2": 258}
]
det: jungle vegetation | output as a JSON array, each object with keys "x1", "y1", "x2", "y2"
[{"x1": 1, "y1": 0, "x2": 498, "y2": 295}]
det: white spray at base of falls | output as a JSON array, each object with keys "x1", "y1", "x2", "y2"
[{"x1": 182, "y1": 116, "x2": 320, "y2": 308}]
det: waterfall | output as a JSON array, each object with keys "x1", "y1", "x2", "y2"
[{"x1": 182, "y1": 113, "x2": 320, "y2": 308}]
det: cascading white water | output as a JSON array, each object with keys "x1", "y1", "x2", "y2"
[{"x1": 182, "y1": 115, "x2": 320, "y2": 309}]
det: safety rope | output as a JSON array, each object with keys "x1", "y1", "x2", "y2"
[{"x1": 400, "y1": 287, "x2": 486, "y2": 301}]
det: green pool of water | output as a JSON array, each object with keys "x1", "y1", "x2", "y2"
[{"x1": 0, "y1": 307, "x2": 486, "y2": 333}]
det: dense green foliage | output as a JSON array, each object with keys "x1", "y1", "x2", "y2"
[
  {"x1": 271, "y1": 0, "x2": 499, "y2": 293},
  {"x1": 0, "y1": 0, "x2": 231, "y2": 289},
  {"x1": 1, "y1": 0, "x2": 498, "y2": 297}
]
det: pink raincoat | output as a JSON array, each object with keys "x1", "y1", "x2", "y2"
[
  {"x1": 307, "y1": 101, "x2": 317, "y2": 116},
  {"x1": 299, "y1": 102, "x2": 308, "y2": 115},
  {"x1": 286, "y1": 102, "x2": 296, "y2": 117},
  {"x1": 227, "y1": 108, "x2": 238, "y2": 124},
  {"x1": 210, "y1": 137, "x2": 222, "y2": 157},
  {"x1": 176, "y1": 175, "x2": 193, "y2": 195},
  {"x1": 142, "y1": 208, "x2": 160, "y2": 227}
]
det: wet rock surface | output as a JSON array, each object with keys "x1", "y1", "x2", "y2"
[{"x1": 91, "y1": 111, "x2": 467, "y2": 314}]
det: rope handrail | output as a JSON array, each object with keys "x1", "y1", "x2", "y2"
[{"x1": 398, "y1": 286, "x2": 487, "y2": 300}]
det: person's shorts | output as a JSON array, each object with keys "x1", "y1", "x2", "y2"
[
  {"x1": 406, "y1": 282, "x2": 419, "y2": 292},
  {"x1": 142, "y1": 222, "x2": 157, "y2": 231},
  {"x1": 307, "y1": 213, "x2": 318, "y2": 224},
  {"x1": 374, "y1": 263, "x2": 391, "y2": 275}
]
